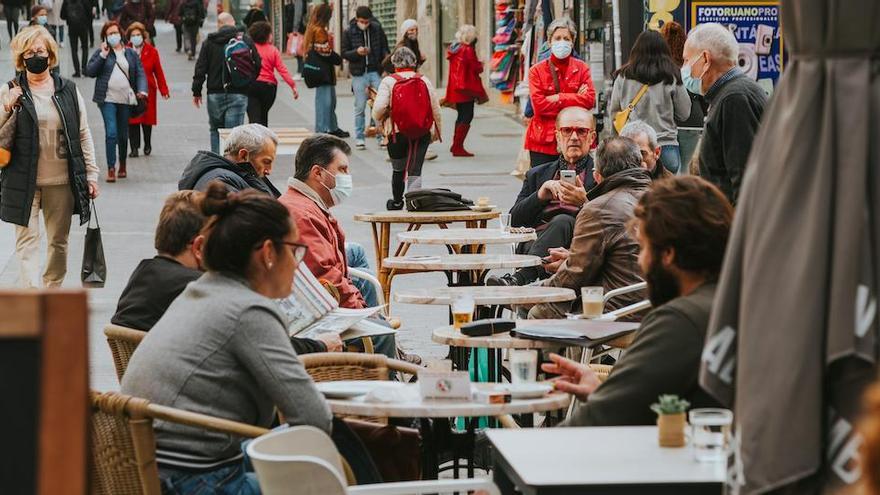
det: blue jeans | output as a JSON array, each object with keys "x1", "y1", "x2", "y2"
[
  {"x1": 159, "y1": 462, "x2": 259, "y2": 495},
  {"x1": 660, "y1": 144, "x2": 682, "y2": 175},
  {"x1": 351, "y1": 71, "x2": 382, "y2": 140},
  {"x1": 314, "y1": 85, "x2": 338, "y2": 133},
  {"x1": 99, "y1": 102, "x2": 130, "y2": 170},
  {"x1": 345, "y1": 242, "x2": 378, "y2": 308},
  {"x1": 207, "y1": 93, "x2": 249, "y2": 154}
]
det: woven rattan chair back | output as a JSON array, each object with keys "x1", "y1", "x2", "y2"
[
  {"x1": 104, "y1": 325, "x2": 148, "y2": 382},
  {"x1": 300, "y1": 353, "x2": 391, "y2": 383},
  {"x1": 90, "y1": 391, "x2": 162, "y2": 495}
]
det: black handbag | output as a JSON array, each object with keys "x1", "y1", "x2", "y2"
[
  {"x1": 302, "y1": 49, "x2": 337, "y2": 88},
  {"x1": 404, "y1": 188, "x2": 474, "y2": 212},
  {"x1": 81, "y1": 200, "x2": 107, "y2": 288}
]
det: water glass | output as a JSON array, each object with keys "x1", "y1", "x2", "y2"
[
  {"x1": 581, "y1": 286, "x2": 604, "y2": 318},
  {"x1": 451, "y1": 294, "x2": 475, "y2": 330},
  {"x1": 499, "y1": 213, "x2": 511, "y2": 232},
  {"x1": 509, "y1": 349, "x2": 538, "y2": 384},
  {"x1": 689, "y1": 408, "x2": 733, "y2": 462}
]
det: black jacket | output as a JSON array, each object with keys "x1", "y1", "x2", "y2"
[
  {"x1": 1, "y1": 73, "x2": 91, "y2": 227},
  {"x1": 192, "y1": 25, "x2": 260, "y2": 96},
  {"x1": 510, "y1": 155, "x2": 595, "y2": 228},
  {"x1": 178, "y1": 150, "x2": 280, "y2": 197},
  {"x1": 61, "y1": 0, "x2": 92, "y2": 31},
  {"x1": 283, "y1": 0, "x2": 306, "y2": 35},
  {"x1": 112, "y1": 256, "x2": 327, "y2": 354},
  {"x1": 340, "y1": 18, "x2": 389, "y2": 76},
  {"x1": 242, "y1": 7, "x2": 266, "y2": 27},
  {"x1": 698, "y1": 70, "x2": 767, "y2": 204}
]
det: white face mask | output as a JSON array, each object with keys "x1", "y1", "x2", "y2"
[
  {"x1": 550, "y1": 40, "x2": 573, "y2": 59},
  {"x1": 320, "y1": 171, "x2": 353, "y2": 206}
]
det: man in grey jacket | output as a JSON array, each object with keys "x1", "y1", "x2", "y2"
[{"x1": 543, "y1": 176, "x2": 733, "y2": 426}]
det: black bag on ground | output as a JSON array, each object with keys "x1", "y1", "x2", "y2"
[
  {"x1": 81, "y1": 200, "x2": 106, "y2": 288},
  {"x1": 405, "y1": 188, "x2": 474, "y2": 212}
]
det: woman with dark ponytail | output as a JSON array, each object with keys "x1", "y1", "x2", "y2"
[{"x1": 121, "y1": 182, "x2": 334, "y2": 493}]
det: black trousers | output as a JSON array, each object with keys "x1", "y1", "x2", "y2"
[
  {"x1": 247, "y1": 81, "x2": 277, "y2": 126},
  {"x1": 529, "y1": 150, "x2": 559, "y2": 168},
  {"x1": 69, "y1": 28, "x2": 89, "y2": 75},
  {"x1": 455, "y1": 100, "x2": 475, "y2": 125},
  {"x1": 183, "y1": 23, "x2": 198, "y2": 56},
  {"x1": 87, "y1": 20, "x2": 94, "y2": 46},
  {"x1": 173, "y1": 22, "x2": 183, "y2": 51},
  {"x1": 128, "y1": 123, "x2": 152, "y2": 151},
  {"x1": 514, "y1": 214, "x2": 576, "y2": 284},
  {"x1": 6, "y1": 6, "x2": 21, "y2": 39}
]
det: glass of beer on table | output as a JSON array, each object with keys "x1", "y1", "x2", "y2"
[
  {"x1": 581, "y1": 286, "x2": 604, "y2": 318},
  {"x1": 451, "y1": 294, "x2": 475, "y2": 329}
]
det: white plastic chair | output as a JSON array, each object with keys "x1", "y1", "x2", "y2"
[
  {"x1": 348, "y1": 267, "x2": 386, "y2": 312},
  {"x1": 247, "y1": 427, "x2": 501, "y2": 495},
  {"x1": 602, "y1": 281, "x2": 647, "y2": 306}
]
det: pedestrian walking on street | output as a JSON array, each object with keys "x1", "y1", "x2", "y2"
[
  {"x1": 29, "y1": 6, "x2": 57, "y2": 39},
  {"x1": 373, "y1": 47, "x2": 442, "y2": 211},
  {"x1": 525, "y1": 17, "x2": 595, "y2": 168},
  {"x1": 165, "y1": 0, "x2": 183, "y2": 52},
  {"x1": 381, "y1": 19, "x2": 425, "y2": 74},
  {"x1": 49, "y1": 0, "x2": 64, "y2": 47},
  {"x1": 85, "y1": 20, "x2": 147, "y2": 181},
  {"x1": 117, "y1": 0, "x2": 154, "y2": 38},
  {"x1": 282, "y1": 0, "x2": 307, "y2": 78},
  {"x1": 60, "y1": 0, "x2": 92, "y2": 77},
  {"x1": 303, "y1": 3, "x2": 347, "y2": 137},
  {"x1": 444, "y1": 24, "x2": 488, "y2": 158},
  {"x1": 2, "y1": 0, "x2": 26, "y2": 42},
  {"x1": 341, "y1": 6, "x2": 389, "y2": 150},
  {"x1": 192, "y1": 12, "x2": 261, "y2": 154},
  {"x1": 1, "y1": 26, "x2": 100, "y2": 288},
  {"x1": 179, "y1": 0, "x2": 205, "y2": 60},
  {"x1": 247, "y1": 21, "x2": 298, "y2": 127},
  {"x1": 242, "y1": 0, "x2": 265, "y2": 28},
  {"x1": 126, "y1": 22, "x2": 168, "y2": 157},
  {"x1": 609, "y1": 30, "x2": 691, "y2": 174}
]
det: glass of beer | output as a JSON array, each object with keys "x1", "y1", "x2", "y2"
[
  {"x1": 581, "y1": 286, "x2": 604, "y2": 319},
  {"x1": 451, "y1": 294, "x2": 475, "y2": 329}
]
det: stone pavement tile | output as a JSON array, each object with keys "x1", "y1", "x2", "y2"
[{"x1": 0, "y1": 20, "x2": 530, "y2": 391}]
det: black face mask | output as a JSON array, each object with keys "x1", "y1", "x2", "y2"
[
  {"x1": 645, "y1": 252, "x2": 682, "y2": 307},
  {"x1": 25, "y1": 55, "x2": 50, "y2": 74}
]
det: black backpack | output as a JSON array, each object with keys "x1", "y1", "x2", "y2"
[
  {"x1": 65, "y1": 0, "x2": 89, "y2": 26},
  {"x1": 405, "y1": 188, "x2": 474, "y2": 212},
  {"x1": 182, "y1": 0, "x2": 200, "y2": 26}
]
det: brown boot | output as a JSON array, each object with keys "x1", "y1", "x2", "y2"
[
  {"x1": 450, "y1": 123, "x2": 474, "y2": 157},
  {"x1": 105, "y1": 168, "x2": 116, "y2": 182},
  {"x1": 118, "y1": 161, "x2": 127, "y2": 178}
]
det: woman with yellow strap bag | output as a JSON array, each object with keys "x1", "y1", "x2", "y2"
[{"x1": 609, "y1": 30, "x2": 691, "y2": 174}]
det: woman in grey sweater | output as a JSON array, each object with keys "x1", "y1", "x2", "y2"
[
  {"x1": 122, "y1": 182, "x2": 331, "y2": 493},
  {"x1": 610, "y1": 30, "x2": 691, "y2": 174}
]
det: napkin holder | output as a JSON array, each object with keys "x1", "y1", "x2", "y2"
[{"x1": 419, "y1": 371, "x2": 471, "y2": 399}]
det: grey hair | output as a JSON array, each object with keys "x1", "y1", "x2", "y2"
[
  {"x1": 620, "y1": 120, "x2": 659, "y2": 149},
  {"x1": 546, "y1": 17, "x2": 576, "y2": 40},
  {"x1": 223, "y1": 123, "x2": 278, "y2": 158},
  {"x1": 455, "y1": 24, "x2": 478, "y2": 45},
  {"x1": 685, "y1": 22, "x2": 739, "y2": 65},
  {"x1": 596, "y1": 137, "x2": 642, "y2": 177},
  {"x1": 391, "y1": 46, "x2": 418, "y2": 69}
]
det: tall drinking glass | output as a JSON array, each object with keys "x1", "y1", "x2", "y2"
[
  {"x1": 509, "y1": 349, "x2": 538, "y2": 384},
  {"x1": 451, "y1": 294, "x2": 475, "y2": 330},
  {"x1": 499, "y1": 213, "x2": 511, "y2": 232},
  {"x1": 690, "y1": 408, "x2": 733, "y2": 462},
  {"x1": 581, "y1": 286, "x2": 604, "y2": 318}
]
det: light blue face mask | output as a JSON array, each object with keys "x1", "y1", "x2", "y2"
[
  {"x1": 681, "y1": 53, "x2": 706, "y2": 95},
  {"x1": 36, "y1": 15, "x2": 48, "y2": 25},
  {"x1": 130, "y1": 34, "x2": 144, "y2": 46},
  {"x1": 107, "y1": 33, "x2": 122, "y2": 47}
]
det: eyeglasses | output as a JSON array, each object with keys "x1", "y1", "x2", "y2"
[
  {"x1": 282, "y1": 241, "x2": 308, "y2": 264},
  {"x1": 24, "y1": 49, "x2": 49, "y2": 58},
  {"x1": 559, "y1": 127, "x2": 595, "y2": 138}
]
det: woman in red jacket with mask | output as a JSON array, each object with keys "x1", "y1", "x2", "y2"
[
  {"x1": 525, "y1": 18, "x2": 595, "y2": 168},
  {"x1": 444, "y1": 24, "x2": 487, "y2": 157},
  {"x1": 126, "y1": 22, "x2": 168, "y2": 159}
]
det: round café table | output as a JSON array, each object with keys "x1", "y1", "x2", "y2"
[
  {"x1": 324, "y1": 382, "x2": 569, "y2": 479},
  {"x1": 382, "y1": 254, "x2": 541, "y2": 286},
  {"x1": 397, "y1": 228, "x2": 536, "y2": 254},
  {"x1": 354, "y1": 210, "x2": 500, "y2": 302},
  {"x1": 394, "y1": 286, "x2": 576, "y2": 306}
]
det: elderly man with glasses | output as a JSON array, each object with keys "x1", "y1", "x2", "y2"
[{"x1": 488, "y1": 106, "x2": 596, "y2": 287}]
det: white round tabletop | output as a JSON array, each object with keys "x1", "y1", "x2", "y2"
[
  {"x1": 432, "y1": 326, "x2": 567, "y2": 350},
  {"x1": 354, "y1": 210, "x2": 500, "y2": 223},
  {"x1": 324, "y1": 383, "x2": 569, "y2": 418},
  {"x1": 397, "y1": 228, "x2": 537, "y2": 245},
  {"x1": 395, "y1": 286, "x2": 577, "y2": 306},
  {"x1": 383, "y1": 254, "x2": 541, "y2": 271}
]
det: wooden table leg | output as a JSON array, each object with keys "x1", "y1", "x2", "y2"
[{"x1": 378, "y1": 222, "x2": 392, "y2": 304}]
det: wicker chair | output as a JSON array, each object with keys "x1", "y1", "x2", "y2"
[
  {"x1": 104, "y1": 325, "x2": 148, "y2": 382},
  {"x1": 90, "y1": 390, "x2": 269, "y2": 495},
  {"x1": 299, "y1": 352, "x2": 421, "y2": 383},
  {"x1": 589, "y1": 364, "x2": 613, "y2": 383}
]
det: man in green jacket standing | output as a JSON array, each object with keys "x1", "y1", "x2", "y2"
[{"x1": 545, "y1": 176, "x2": 733, "y2": 426}]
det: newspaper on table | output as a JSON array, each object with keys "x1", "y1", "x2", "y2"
[{"x1": 278, "y1": 265, "x2": 393, "y2": 340}]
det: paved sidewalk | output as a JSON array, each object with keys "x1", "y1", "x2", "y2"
[{"x1": 0, "y1": 20, "x2": 530, "y2": 391}]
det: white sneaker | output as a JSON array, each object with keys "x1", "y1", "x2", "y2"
[
  {"x1": 355, "y1": 139, "x2": 366, "y2": 150},
  {"x1": 293, "y1": 74, "x2": 303, "y2": 81}
]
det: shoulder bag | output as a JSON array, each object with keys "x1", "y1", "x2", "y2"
[
  {"x1": 0, "y1": 81, "x2": 20, "y2": 168},
  {"x1": 114, "y1": 56, "x2": 147, "y2": 117},
  {"x1": 613, "y1": 83, "x2": 649, "y2": 133},
  {"x1": 82, "y1": 199, "x2": 107, "y2": 288}
]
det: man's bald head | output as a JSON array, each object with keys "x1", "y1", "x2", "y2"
[
  {"x1": 218, "y1": 12, "x2": 235, "y2": 27},
  {"x1": 555, "y1": 106, "x2": 595, "y2": 129}
]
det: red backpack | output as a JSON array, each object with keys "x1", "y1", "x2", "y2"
[{"x1": 389, "y1": 73, "x2": 437, "y2": 140}]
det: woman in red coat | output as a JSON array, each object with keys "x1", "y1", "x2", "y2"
[
  {"x1": 126, "y1": 22, "x2": 168, "y2": 157},
  {"x1": 526, "y1": 18, "x2": 595, "y2": 168},
  {"x1": 444, "y1": 24, "x2": 487, "y2": 157}
]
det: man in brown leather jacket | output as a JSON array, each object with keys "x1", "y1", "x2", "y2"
[{"x1": 528, "y1": 137, "x2": 651, "y2": 319}]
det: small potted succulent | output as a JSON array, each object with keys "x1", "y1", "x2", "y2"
[{"x1": 651, "y1": 394, "x2": 690, "y2": 447}]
